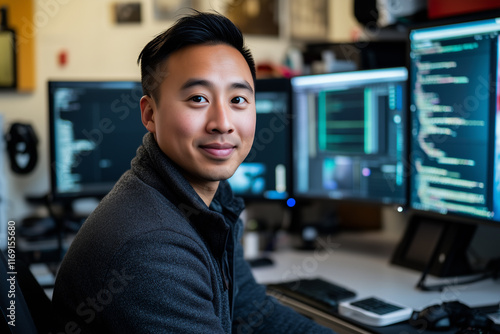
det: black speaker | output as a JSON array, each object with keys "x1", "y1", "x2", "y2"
[{"x1": 5, "y1": 122, "x2": 38, "y2": 174}]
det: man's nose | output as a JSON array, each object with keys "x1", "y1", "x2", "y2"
[{"x1": 206, "y1": 101, "x2": 234, "y2": 134}]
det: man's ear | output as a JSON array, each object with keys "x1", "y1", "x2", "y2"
[{"x1": 140, "y1": 95, "x2": 156, "y2": 133}]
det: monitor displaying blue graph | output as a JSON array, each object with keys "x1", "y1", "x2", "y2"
[{"x1": 228, "y1": 78, "x2": 292, "y2": 201}]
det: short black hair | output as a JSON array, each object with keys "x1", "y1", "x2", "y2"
[{"x1": 137, "y1": 11, "x2": 256, "y2": 101}]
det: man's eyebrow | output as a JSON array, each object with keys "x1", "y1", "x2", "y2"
[
  {"x1": 231, "y1": 81, "x2": 254, "y2": 95},
  {"x1": 180, "y1": 79, "x2": 212, "y2": 91},
  {"x1": 180, "y1": 78, "x2": 254, "y2": 95}
]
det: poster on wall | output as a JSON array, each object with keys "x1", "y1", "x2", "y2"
[
  {"x1": 289, "y1": 0, "x2": 328, "y2": 41},
  {"x1": 0, "y1": 6, "x2": 16, "y2": 89},
  {"x1": 113, "y1": 2, "x2": 142, "y2": 24},
  {"x1": 153, "y1": 0, "x2": 201, "y2": 20},
  {"x1": 225, "y1": 0, "x2": 279, "y2": 36}
]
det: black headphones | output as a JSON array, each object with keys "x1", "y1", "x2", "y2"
[{"x1": 5, "y1": 122, "x2": 38, "y2": 174}]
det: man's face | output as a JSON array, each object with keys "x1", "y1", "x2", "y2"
[{"x1": 141, "y1": 44, "x2": 256, "y2": 188}]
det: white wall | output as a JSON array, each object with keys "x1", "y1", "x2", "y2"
[{"x1": 0, "y1": 0, "x2": 359, "y2": 221}]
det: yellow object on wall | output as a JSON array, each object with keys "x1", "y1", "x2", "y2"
[{"x1": 0, "y1": 0, "x2": 35, "y2": 91}]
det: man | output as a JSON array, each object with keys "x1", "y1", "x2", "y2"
[{"x1": 53, "y1": 11, "x2": 334, "y2": 333}]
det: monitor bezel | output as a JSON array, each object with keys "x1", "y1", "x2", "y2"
[
  {"x1": 405, "y1": 11, "x2": 500, "y2": 227},
  {"x1": 48, "y1": 80, "x2": 144, "y2": 203},
  {"x1": 230, "y1": 77, "x2": 294, "y2": 203}
]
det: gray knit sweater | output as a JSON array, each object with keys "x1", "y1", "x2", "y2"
[{"x1": 52, "y1": 132, "x2": 334, "y2": 333}]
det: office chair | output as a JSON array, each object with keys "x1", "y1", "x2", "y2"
[{"x1": 0, "y1": 252, "x2": 58, "y2": 333}]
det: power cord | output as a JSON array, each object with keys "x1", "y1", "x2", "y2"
[{"x1": 416, "y1": 258, "x2": 500, "y2": 292}]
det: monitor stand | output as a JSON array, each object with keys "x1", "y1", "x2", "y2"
[{"x1": 391, "y1": 213, "x2": 479, "y2": 289}]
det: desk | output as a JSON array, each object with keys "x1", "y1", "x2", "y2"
[{"x1": 251, "y1": 231, "x2": 500, "y2": 333}]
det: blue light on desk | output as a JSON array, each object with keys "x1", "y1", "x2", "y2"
[{"x1": 286, "y1": 198, "x2": 296, "y2": 207}]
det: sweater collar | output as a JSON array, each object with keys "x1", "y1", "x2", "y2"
[{"x1": 132, "y1": 132, "x2": 245, "y2": 229}]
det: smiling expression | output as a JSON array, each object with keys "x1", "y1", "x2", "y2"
[{"x1": 140, "y1": 44, "x2": 256, "y2": 194}]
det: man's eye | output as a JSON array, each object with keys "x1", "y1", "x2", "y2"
[
  {"x1": 231, "y1": 96, "x2": 246, "y2": 104},
  {"x1": 190, "y1": 96, "x2": 207, "y2": 103}
]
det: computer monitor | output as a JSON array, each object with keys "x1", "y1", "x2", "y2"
[
  {"x1": 391, "y1": 14, "x2": 500, "y2": 280},
  {"x1": 408, "y1": 15, "x2": 500, "y2": 224},
  {"x1": 48, "y1": 81, "x2": 147, "y2": 201},
  {"x1": 228, "y1": 78, "x2": 292, "y2": 201},
  {"x1": 291, "y1": 68, "x2": 408, "y2": 205}
]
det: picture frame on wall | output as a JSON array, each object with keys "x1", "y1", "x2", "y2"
[
  {"x1": 225, "y1": 0, "x2": 280, "y2": 36},
  {"x1": 113, "y1": 2, "x2": 142, "y2": 24},
  {"x1": 0, "y1": 6, "x2": 16, "y2": 89},
  {"x1": 289, "y1": 0, "x2": 329, "y2": 41},
  {"x1": 153, "y1": 0, "x2": 201, "y2": 21}
]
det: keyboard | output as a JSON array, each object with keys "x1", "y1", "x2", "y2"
[{"x1": 267, "y1": 278, "x2": 357, "y2": 313}]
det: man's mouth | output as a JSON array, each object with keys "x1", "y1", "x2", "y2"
[{"x1": 200, "y1": 143, "x2": 236, "y2": 158}]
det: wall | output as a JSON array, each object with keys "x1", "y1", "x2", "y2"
[{"x1": 0, "y1": 0, "x2": 359, "y2": 221}]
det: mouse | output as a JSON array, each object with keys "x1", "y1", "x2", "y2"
[{"x1": 410, "y1": 304, "x2": 452, "y2": 331}]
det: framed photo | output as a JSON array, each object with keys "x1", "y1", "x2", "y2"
[
  {"x1": 226, "y1": 0, "x2": 280, "y2": 36},
  {"x1": 153, "y1": 0, "x2": 200, "y2": 21},
  {"x1": 113, "y1": 2, "x2": 142, "y2": 24},
  {"x1": 289, "y1": 0, "x2": 328, "y2": 41}
]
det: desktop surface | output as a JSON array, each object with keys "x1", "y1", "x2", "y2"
[{"x1": 251, "y1": 230, "x2": 500, "y2": 333}]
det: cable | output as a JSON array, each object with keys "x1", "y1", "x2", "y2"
[
  {"x1": 417, "y1": 271, "x2": 495, "y2": 292},
  {"x1": 417, "y1": 257, "x2": 500, "y2": 292}
]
